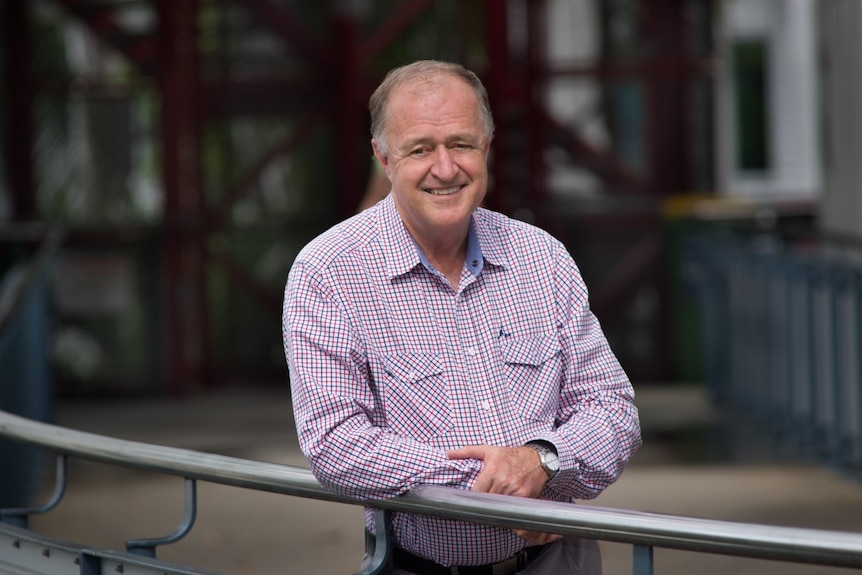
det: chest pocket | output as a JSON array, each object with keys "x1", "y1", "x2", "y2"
[
  {"x1": 500, "y1": 334, "x2": 562, "y2": 423},
  {"x1": 381, "y1": 352, "x2": 452, "y2": 441}
]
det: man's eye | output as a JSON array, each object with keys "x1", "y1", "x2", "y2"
[{"x1": 411, "y1": 148, "x2": 429, "y2": 156}]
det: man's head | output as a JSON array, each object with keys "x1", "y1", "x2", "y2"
[
  {"x1": 370, "y1": 60, "x2": 495, "y2": 157},
  {"x1": 369, "y1": 60, "x2": 495, "y2": 250}
]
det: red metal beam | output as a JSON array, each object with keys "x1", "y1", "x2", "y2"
[
  {"x1": 358, "y1": 0, "x2": 435, "y2": 67},
  {"x1": 211, "y1": 104, "x2": 327, "y2": 227},
  {"x1": 235, "y1": 0, "x2": 331, "y2": 66},
  {"x1": 525, "y1": 0, "x2": 546, "y2": 205},
  {"x1": 203, "y1": 76, "x2": 328, "y2": 117},
  {"x1": 546, "y1": 58, "x2": 714, "y2": 79},
  {"x1": 645, "y1": 0, "x2": 690, "y2": 198},
  {"x1": 483, "y1": 0, "x2": 511, "y2": 213},
  {"x1": 333, "y1": 9, "x2": 364, "y2": 218},
  {"x1": 158, "y1": 0, "x2": 207, "y2": 395},
  {"x1": 53, "y1": 0, "x2": 158, "y2": 75},
  {"x1": 539, "y1": 107, "x2": 646, "y2": 194},
  {"x1": 203, "y1": 246, "x2": 282, "y2": 316},
  {"x1": 591, "y1": 230, "x2": 663, "y2": 319},
  {"x1": 3, "y1": 0, "x2": 35, "y2": 220}
]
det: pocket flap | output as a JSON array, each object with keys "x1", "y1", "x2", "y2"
[
  {"x1": 382, "y1": 352, "x2": 443, "y2": 384},
  {"x1": 500, "y1": 335, "x2": 560, "y2": 366}
]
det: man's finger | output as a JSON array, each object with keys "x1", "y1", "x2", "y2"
[
  {"x1": 513, "y1": 529, "x2": 563, "y2": 544},
  {"x1": 447, "y1": 445, "x2": 487, "y2": 460}
]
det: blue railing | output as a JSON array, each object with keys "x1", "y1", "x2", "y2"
[
  {"x1": 688, "y1": 233, "x2": 862, "y2": 478},
  {"x1": 2, "y1": 409, "x2": 862, "y2": 575},
  {"x1": 0, "y1": 226, "x2": 63, "y2": 509}
]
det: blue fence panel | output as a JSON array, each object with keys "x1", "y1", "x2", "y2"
[
  {"x1": 0, "y1": 234, "x2": 57, "y2": 507},
  {"x1": 689, "y1": 235, "x2": 862, "y2": 479}
]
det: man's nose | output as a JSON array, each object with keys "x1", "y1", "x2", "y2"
[{"x1": 430, "y1": 146, "x2": 458, "y2": 180}]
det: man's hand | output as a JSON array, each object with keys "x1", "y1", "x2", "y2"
[
  {"x1": 447, "y1": 444, "x2": 563, "y2": 544},
  {"x1": 448, "y1": 444, "x2": 546, "y2": 497}
]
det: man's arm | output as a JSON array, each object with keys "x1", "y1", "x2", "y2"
[
  {"x1": 537, "y1": 249, "x2": 642, "y2": 500},
  {"x1": 283, "y1": 261, "x2": 479, "y2": 500},
  {"x1": 446, "y1": 246, "x2": 641, "y2": 502}
]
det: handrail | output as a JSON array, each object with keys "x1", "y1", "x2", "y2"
[{"x1": 2, "y1": 410, "x2": 862, "y2": 570}]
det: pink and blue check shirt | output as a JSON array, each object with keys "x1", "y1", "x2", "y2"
[{"x1": 282, "y1": 195, "x2": 641, "y2": 567}]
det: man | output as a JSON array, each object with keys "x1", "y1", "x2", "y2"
[{"x1": 283, "y1": 60, "x2": 641, "y2": 574}]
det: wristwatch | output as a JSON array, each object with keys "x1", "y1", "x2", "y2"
[{"x1": 527, "y1": 441, "x2": 560, "y2": 479}]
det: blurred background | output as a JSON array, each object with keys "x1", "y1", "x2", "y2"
[{"x1": 1, "y1": 0, "x2": 862, "y2": 572}]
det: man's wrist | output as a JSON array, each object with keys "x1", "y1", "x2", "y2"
[{"x1": 526, "y1": 441, "x2": 560, "y2": 479}]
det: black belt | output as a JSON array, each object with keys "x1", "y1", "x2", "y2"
[{"x1": 365, "y1": 530, "x2": 547, "y2": 575}]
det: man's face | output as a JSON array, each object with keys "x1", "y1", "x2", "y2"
[{"x1": 373, "y1": 74, "x2": 491, "y2": 245}]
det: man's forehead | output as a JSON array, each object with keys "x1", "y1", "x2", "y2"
[{"x1": 395, "y1": 72, "x2": 470, "y2": 98}]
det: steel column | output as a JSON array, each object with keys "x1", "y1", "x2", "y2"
[
  {"x1": 645, "y1": 0, "x2": 690, "y2": 197},
  {"x1": 483, "y1": 0, "x2": 511, "y2": 213},
  {"x1": 3, "y1": 0, "x2": 35, "y2": 221},
  {"x1": 333, "y1": 3, "x2": 365, "y2": 218},
  {"x1": 158, "y1": 0, "x2": 207, "y2": 395},
  {"x1": 525, "y1": 0, "x2": 546, "y2": 207}
]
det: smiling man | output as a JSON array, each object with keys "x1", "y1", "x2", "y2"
[{"x1": 282, "y1": 60, "x2": 641, "y2": 575}]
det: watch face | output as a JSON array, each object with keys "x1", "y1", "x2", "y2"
[
  {"x1": 529, "y1": 443, "x2": 559, "y2": 477},
  {"x1": 544, "y1": 452, "x2": 560, "y2": 473}
]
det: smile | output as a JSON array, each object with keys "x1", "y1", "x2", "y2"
[{"x1": 425, "y1": 186, "x2": 462, "y2": 196}]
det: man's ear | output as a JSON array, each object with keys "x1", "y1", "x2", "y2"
[
  {"x1": 371, "y1": 139, "x2": 390, "y2": 177},
  {"x1": 483, "y1": 136, "x2": 494, "y2": 155}
]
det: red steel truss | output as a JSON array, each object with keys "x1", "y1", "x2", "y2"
[{"x1": 2, "y1": 0, "x2": 712, "y2": 393}]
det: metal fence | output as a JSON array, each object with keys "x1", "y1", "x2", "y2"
[
  {"x1": 688, "y1": 233, "x2": 862, "y2": 478},
  {"x1": 1, "y1": 409, "x2": 862, "y2": 575},
  {"x1": 0, "y1": 227, "x2": 62, "y2": 508}
]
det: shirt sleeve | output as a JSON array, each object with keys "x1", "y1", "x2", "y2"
[
  {"x1": 283, "y1": 260, "x2": 479, "y2": 501},
  {"x1": 536, "y1": 247, "x2": 642, "y2": 500}
]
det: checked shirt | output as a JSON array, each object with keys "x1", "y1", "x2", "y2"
[{"x1": 282, "y1": 195, "x2": 641, "y2": 567}]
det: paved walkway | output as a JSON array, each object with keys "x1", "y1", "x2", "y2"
[{"x1": 22, "y1": 386, "x2": 862, "y2": 575}]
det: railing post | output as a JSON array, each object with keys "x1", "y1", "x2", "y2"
[
  {"x1": 78, "y1": 552, "x2": 101, "y2": 575},
  {"x1": 125, "y1": 478, "x2": 198, "y2": 558},
  {"x1": 0, "y1": 455, "x2": 66, "y2": 529},
  {"x1": 354, "y1": 508, "x2": 392, "y2": 575},
  {"x1": 633, "y1": 544, "x2": 654, "y2": 575},
  {"x1": 855, "y1": 268, "x2": 862, "y2": 479}
]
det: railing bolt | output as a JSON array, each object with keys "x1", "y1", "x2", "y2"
[
  {"x1": 74, "y1": 557, "x2": 81, "y2": 565},
  {"x1": 42, "y1": 548, "x2": 50, "y2": 557},
  {"x1": 12, "y1": 539, "x2": 20, "y2": 549},
  {"x1": 116, "y1": 564, "x2": 124, "y2": 573}
]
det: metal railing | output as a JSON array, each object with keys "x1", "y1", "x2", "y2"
[
  {"x1": 688, "y1": 233, "x2": 862, "y2": 478},
  {"x1": 1, "y1": 410, "x2": 862, "y2": 575},
  {"x1": 0, "y1": 226, "x2": 63, "y2": 511}
]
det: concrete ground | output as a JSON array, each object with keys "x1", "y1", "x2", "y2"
[{"x1": 21, "y1": 385, "x2": 862, "y2": 575}]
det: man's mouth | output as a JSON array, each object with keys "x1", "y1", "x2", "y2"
[{"x1": 425, "y1": 186, "x2": 461, "y2": 196}]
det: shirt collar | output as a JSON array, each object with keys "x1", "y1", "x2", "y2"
[
  {"x1": 379, "y1": 195, "x2": 489, "y2": 279},
  {"x1": 411, "y1": 218, "x2": 484, "y2": 278},
  {"x1": 380, "y1": 196, "x2": 420, "y2": 279}
]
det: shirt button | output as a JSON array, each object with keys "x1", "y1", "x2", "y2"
[
  {"x1": 480, "y1": 400, "x2": 491, "y2": 411},
  {"x1": 408, "y1": 371, "x2": 418, "y2": 380},
  {"x1": 466, "y1": 347, "x2": 477, "y2": 357}
]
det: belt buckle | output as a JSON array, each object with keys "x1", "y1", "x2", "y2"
[{"x1": 490, "y1": 550, "x2": 527, "y2": 575}]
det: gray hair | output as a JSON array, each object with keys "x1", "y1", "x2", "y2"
[{"x1": 369, "y1": 60, "x2": 495, "y2": 157}]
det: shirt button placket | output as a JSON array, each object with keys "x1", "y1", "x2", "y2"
[{"x1": 465, "y1": 346, "x2": 491, "y2": 412}]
